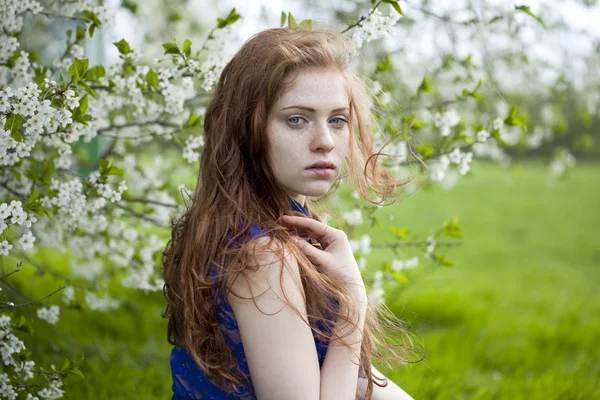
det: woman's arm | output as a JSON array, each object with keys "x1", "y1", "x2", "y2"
[
  {"x1": 357, "y1": 363, "x2": 414, "y2": 400},
  {"x1": 229, "y1": 238, "x2": 367, "y2": 399},
  {"x1": 319, "y1": 286, "x2": 367, "y2": 399},
  {"x1": 228, "y1": 239, "x2": 321, "y2": 399}
]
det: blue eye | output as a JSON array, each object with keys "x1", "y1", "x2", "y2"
[
  {"x1": 288, "y1": 117, "x2": 302, "y2": 124},
  {"x1": 330, "y1": 117, "x2": 348, "y2": 125}
]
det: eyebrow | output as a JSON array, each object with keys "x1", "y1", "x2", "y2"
[{"x1": 281, "y1": 105, "x2": 350, "y2": 113}]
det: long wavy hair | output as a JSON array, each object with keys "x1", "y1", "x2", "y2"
[{"x1": 162, "y1": 27, "x2": 420, "y2": 399}]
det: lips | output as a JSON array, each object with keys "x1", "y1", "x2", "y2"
[{"x1": 306, "y1": 161, "x2": 335, "y2": 169}]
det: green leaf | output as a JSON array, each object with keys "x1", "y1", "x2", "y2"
[
  {"x1": 390, "y1": 226, "x2": 410, "y2": 239},
  {"x1": 113, "y1": 39, "x2": 132, "y2": 55},
  {"x1": 146, "y1": 69, "x2": 159, "y2": 87},
  {"x1": 515, "y1": 5, "x2": 545, "y2": 27},
  {"x1": 217, "y1": 8, "x2": 241, "y2": 28},
  {"x1": 99, "y1": 159, "x2": 110, "y2": 175},
  {"x1": 504, "y1": 103, "x2": 525, "y2": 127},
  {"x1": 391, "y1": 1, "x2": 405, "y2": 16},
  {"x1": 182, "y1": 39, "x2": 192, "y2": 57},
  {"x1": 81, "y1": 10, "x2": 101, "y2": 26},
  {"x1": 488, "y1": 15, "x2": 503, "y2": 24},
  {"x1": 288, "y1": 12, "x2": 296, "y2": 27},
  {"x1": 25, "y1": 189, "x2": 39, "y2": 207},
  {"x1": 76, "y1": 25, "x2": 86, "y2": 41},
  {"x1": 162, "y1": 42, "x2": 180, "y2": 55},
  {"x1": 299, "y1": 19, "x2": 312, "y2": 29},
  {"x1": 415, "y1": 143, "x2": 434, "y2": 158},
  {"x1": 41, "y1": 159, "x2": 55, "y2": 185},
  {"x1": 11, "y1": 167, "x2": 22, "y2": 182},
  {"x1": 79, "y1": 94, "x2": 89, "y2": 114},
  {"x1": 435, "y1": 254, "x2": 455, "y2": 267},
  {"x1": 68, "y1": 368, "x2": 85, "y2": 379},
  {"x1": 84, "y1": 65, "x2": 106, "y2": 80},
  {"x1": 4, "y1": 114, "x2": 23, "y2": 136},
  {"x1": 418, "y1": 74, "x2": 431, "y2": 93},
  {"x1": 391, "y1": 270, "x2": 409, "y2": 284},
  {"x1": 377, "y1": 55, "x2": 392, "y2": 72},
  {"x1": 15, "y1": 315, "x2": 34, "y2": 336},
  {"x1": 443, "y1": 217, "x2": 463, "y2": 237},
  {"x1": 186, "y1": 112, "x2": 198, "y2": 127},
  {"x1": 460, "y1": 79, "x2": 483, "y2": 101},
  {"x1": 68, "y1": 58, "x2": 89, "y2": 81},
  {"x1": 410, "y1": 120, "x2": 426, "y2": 130},
  {"x1": 122, "y1": 0, "x2": 138, "y2": 13},
  {"x1": 77, "y1": 81, "x2": 98, "y2": 99},
  {"x1": 280, "y1": 11, "x2": 287, "y2": 27}
]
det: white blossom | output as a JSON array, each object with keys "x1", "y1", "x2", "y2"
[
  {"x1": 19, "y1": 230, "x2": 36, "y2": 250},
  {"x1": 37, "y1": 305, "x2": 60, "y2": 325},
  {"x1": 0, "y1": 240, "x2": 13, "y2": 256},
  {"x1": 351, "y1": 9, "x2": 401, "y2": 50},
  {"x1": 391, "y1": 256, "x2": 419, "y2": 272},
  {"x1": 434, "y1": 109, "x2": 460, "y2": 137},
  {"x1": 477, "y1": 129, "x2": 490, "y2": 142},
  {"x1": 425, "y1": 236, "x2": 436, "y2": 258},
  {"x1": 350, "y1": 234, "x2": 371, "y2": 255},
  {"x1": 342, "y1": 208, "x2": 363, "y2": 226},
  {"x1": 62, "y1": 286, "x2": 75, "y2": 305}
]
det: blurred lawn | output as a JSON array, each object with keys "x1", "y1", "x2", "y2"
[
  {"x1": 13, "y1": 160, "x2": 599, "y2": 399},
  {"x1": 363, "y1": 160, "x2": 600, "y2": 399}
]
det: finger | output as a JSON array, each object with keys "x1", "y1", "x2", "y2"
[
  {"x1": 281, "y1": 215, "x2": 336, "y2": 246},
  {"x1": 291, "y1": 236, "x2": 327, "y2": 266}
]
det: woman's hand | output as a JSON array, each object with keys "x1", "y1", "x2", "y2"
[{"x1": 281, "y1": 214, "x2": 367, "y2": 301}]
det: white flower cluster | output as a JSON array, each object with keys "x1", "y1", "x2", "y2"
[
  {"x1": 122, "y1": 234, "x2": 165, "y2": 292},
  {"x1": 0, "y1": 0, "x2": 43, "y2": 36},
  {"x1": 0, "y1": 314, "x2": 61, "y2": 400},
  {"x1": 198, "y1": 28, "x2": 233, "y2": 91},
  {"x1": 182, "y1": 134, "x2": 205, "y2": 163},
  {"x1": 425, "y1": 236, "x2": 436, "y2": 258},
  {"x1": 0, "y1": 315, "x2": 25, "y2": 368},
  {"x1": 0, "y1": 200, "x2": 38, "y2": 256},
  {"x1": 84, "y1": 292, "x2": 119, "y2": 312},
  {"x1": 368, "y1": 270, "x2": 385, "y2": 306},
  {"x1": 96, "y1": 180, "x2": 128, "y2": 203},
  {"x1": 391, "y1": 256, "x2": 419, "y2": 272},
  {"x1": 37, "y1": 305, "x2": 60, "y2": 325},
  {"x1": 0, "y1": 82, "x2": 55, "y2": 168},
  {"x1": 433, "y1": 109, "x2": 461, "y2": 137},
  {"x1": 350, "y1": 234, "x2": 371, "y2": 255},
  {"x1": 476, "y1": 129, "x2": 490, "y2": 142},
  {"x1": 342, "y1": 208, "x2": 363, "y2": 226},
  {"x1": 36, "y1": 375, "x2": 64, "y2": 400},
  {"x1": 472, "y1": 139, "x2": 511, "y2": 165},
  {"x1": 62, "y1": 286, "x2": 75, "y2": 305},
  {"x1": 199, "y1": 53, "x2": 225, "y2": 92},
  {"x1": 351, "y1": 9, "x2": 401, "y2": 50},
  {"x1": 549, "y1": 148, "x2": 576, "y2": 178},
  {"x1": 429, "y1": 147, "x2": 473, "y2": 182}
]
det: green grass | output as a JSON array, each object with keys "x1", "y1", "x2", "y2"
[
  {"x1": 7, "y1": 160, "x2": 599, "y2": 399},
  {"x1": 358, "y1": 160, "x2": 600, "y2": 399}
]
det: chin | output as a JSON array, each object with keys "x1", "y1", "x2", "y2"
[{"x1": 296, "y1": 183, "x2": 334, "y2": 197}]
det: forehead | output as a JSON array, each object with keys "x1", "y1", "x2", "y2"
[{"x1": 276, "y1": 68, "x2": 350, "y2": 109}]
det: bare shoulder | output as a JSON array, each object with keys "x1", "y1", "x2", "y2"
[
  {"x1": 227, "y1": 235, "x2": 305, "y2": 311},
  {"x1": 226, "y1": 236, "x2": 320, "y2": 399}
]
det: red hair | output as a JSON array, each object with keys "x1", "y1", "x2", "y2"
[{"x1": 162, "y1": 27, "x2": 420, "y2": 399}]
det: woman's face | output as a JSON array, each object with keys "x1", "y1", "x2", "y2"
[{"x1": 266, "y1": 68, "x2": 351, "y2": 207}]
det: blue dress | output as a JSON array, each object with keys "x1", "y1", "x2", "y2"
[{"x1": 170, "y1": 197, "x2": 365, "y2": 399}]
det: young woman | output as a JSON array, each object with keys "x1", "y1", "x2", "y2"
[{"x1": 162, "y1": 27, "x2": 417, "y2": 399}]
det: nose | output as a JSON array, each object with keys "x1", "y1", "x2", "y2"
[{"x1": 311, "y1": 120, "x2": 335, "y2": 152}]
